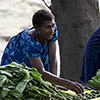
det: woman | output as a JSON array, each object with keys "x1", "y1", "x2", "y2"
[
  {"x1": 1, "y1": 9, "x2": 84, "y2": 94},
  {"x1": 80, "y1": 27, "x2": 100, "y2": 81}
]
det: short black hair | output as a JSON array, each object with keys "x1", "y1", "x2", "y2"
[{"x1": 32, "y1": 9, "x2": 55, "y2": 27}]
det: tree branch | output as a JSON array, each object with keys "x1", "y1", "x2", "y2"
[{"x1": 42, "y1": 0, "x2": 52, "y2": 10}]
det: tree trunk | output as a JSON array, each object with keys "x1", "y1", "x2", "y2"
[{"x1": 51, "y1": 0, "x2": 100, "y2": 81}]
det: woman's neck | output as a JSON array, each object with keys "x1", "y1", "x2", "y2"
[
  {"x1": 35, "y1": 31, "x2": 44, "y2": 44},
  {"x1": 28, "y1": 29, "x2": 43, "y2": 44}
]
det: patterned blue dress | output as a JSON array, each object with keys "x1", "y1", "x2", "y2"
[
  {"x1": 1, "y1": 25, "x2": 58, "y2": 71},
  {"x1": 80, "y1": 27, "x2": 100, "y2": 81}
]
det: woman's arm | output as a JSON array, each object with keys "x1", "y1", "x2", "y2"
[
  {"x1": 28, "y1": 57, "x2": 84, "y2": 94},
  {"x1": 48, "y1": 41, "x2": 58, "y2": 76}
]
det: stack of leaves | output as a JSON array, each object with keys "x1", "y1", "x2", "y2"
[
  {"x1": 2, "y1": 62, "x2": 100, "y2": 100},
  {"x1": 89, "y1": 69, "x2": 100, "y2": 89},
  {"x1": 0, "y1": 62, "x2": 82, "y2": 100}
]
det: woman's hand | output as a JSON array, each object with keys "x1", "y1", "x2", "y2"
[{"x1": 67, "y1": 81, "x2": 84, "y2": 94}]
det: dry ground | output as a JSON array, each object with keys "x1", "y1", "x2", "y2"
[
  {"x1": 0, "y1": 39, "x2": 7, "y2": 60},
  {"x1": 0, "y1": 0, "x2": 50, "y2": 37}
]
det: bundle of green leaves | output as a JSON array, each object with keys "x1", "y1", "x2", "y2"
[
  {"x1": 1, "y1": 62, "x2": 93, "y2": 100},
  {"x1": 0, "y1": 62, "x2": 75, "y2": 100}
]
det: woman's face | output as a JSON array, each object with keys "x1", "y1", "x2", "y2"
[{"x1": 37, "y1": 19, "x2": 55, "y2": 40}]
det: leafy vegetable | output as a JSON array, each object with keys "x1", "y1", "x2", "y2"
[
  {"x1": 0, "y1": 62, "x2": 99, "y2": 100},
  {"x1": 0, "y1": 62, "x2": 69, "y2": 100}
]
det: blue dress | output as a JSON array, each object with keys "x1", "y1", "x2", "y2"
[
  {"x1": 1, "y1": 26, "x2": 58, "y2": 71},
  {"x1": 80, "y1": 27, "x2": 100, "y2": 81}
]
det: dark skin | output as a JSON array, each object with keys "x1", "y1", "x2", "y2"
[{"x1": 27, "y1": 19, "x2": 84, "y2": 94}]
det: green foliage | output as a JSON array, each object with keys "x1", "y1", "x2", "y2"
[
  {"x1": 1, "y1": 62, "x2": 100, "y2": 100},
  {"x1": 89, "y1": 69, "x2": 100, "y2": 89},
  {"x1": 0, "y1": 62, "x2": 71, "y2": 100}
]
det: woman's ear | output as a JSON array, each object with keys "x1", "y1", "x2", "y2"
[
  {"x1": 34, "y1": 25, "x2": 39, "y2": 31},
  {"x1": 34, "y1": 25, "x2": 41, "y2": 35},
  {"x1": 34, "y1": 25, "x2": 37, "y2": 29}
]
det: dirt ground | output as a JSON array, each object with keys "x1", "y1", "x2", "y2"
[{"x1": 0, "y1": 39, "x2": 7, "y2": 61}]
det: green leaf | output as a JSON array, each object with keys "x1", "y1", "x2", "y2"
[
  {"x1": 1, "y1": 88, "x2": 10, "y2": 97},
  {"x1": 16, "y1": 68, "x2": 32, "y2": 93},
  {"x1": 0, "y1": 95, "x2": 3, "y2": 100},
  {"x1": 11, "y1": 90, "x2": 23, "y2": 99},
  {"x1": 16, "y1": 79, "x2": 29, "y2": 93},
  {"x1": 3, "y1": 80, "x2": 15, "y2": 89},
  {"x1": 0, "y1": 75, "x2": 7, "y2": 87},
  {"x1": 0, "y1": 70, "x2": 12, "y2": 77},
  {"x1": 21, "y1": 68, "x2": 30, "y2": 79},
  {"x1": 30, "y1": 72, "x2": 42, "y2": 82}
]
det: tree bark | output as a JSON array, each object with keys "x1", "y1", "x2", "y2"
[{"x1": 51, "y1": 0, "x2": 100, "y2": 81}]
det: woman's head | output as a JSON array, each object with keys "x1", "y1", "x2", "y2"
[{"x1": 32, "y1": 9, "x2": 55, "y2": 27}]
